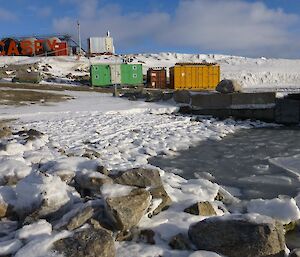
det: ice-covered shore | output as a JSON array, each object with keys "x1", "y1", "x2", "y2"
[{"x1": 0, "y1": 92, "x2": 299, "y2": 257}]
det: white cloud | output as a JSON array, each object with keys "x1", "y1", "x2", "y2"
[
  {"x1": 53, "y1": 3, "x2": 169, "y2": 47},
  {"x1": 53, "y1": 0, "x2": 300, "y2": 57},
  {"x1": 0, "y1": 8, "x2": 17, "y2": 21},
  {"x1": 158, "y1": 0, "x2": 299, "y2": 56}
]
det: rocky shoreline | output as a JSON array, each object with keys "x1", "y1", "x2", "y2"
[{"x1": 0, "y1": 125, "x2": 299, "y2": 257}]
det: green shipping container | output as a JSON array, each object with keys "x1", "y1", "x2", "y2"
[
  {"x1": 120, "y1": 64, "x2": 143, "y2": 85},
  {"x1": 90, "y1": 64, "x2": 111, "y2": 86}
]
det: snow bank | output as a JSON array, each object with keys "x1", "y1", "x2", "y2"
[
  {"x1": 14, "y1": 230, "x2": 71, "y2": 257},
  {"x1": 16, "y1": 220, "x2": 52, "y2": 242},
  {"x1": 101, "y1": 183, "x2": 136, "y2": 198},
  {"x1": 0, "y1": 157, "x2": 31, "y2": 184},
  {"x1": 15, "y1": 172, "x2": 71, "y2": 216},
  {"x1": 247, "y1": 198, "x2": 300, "y2": 224}
]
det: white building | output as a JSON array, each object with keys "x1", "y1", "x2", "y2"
[{"x1": 88, "y1": 31, "x2": 115, "y2": 55}]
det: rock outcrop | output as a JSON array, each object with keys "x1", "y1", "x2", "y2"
[
  {"x1": 54, "y1": 227, "x2": 115, "y2": 257},
  {"x1": 188, "y1": 214, "x2": 285, "y2": 257},
  {"x1": 105, "y1": 189, "x2": 151, "y2": 231}
]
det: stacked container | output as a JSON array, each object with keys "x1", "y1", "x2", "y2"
[
  {"x1": 90, "y1": 63, "x2": 143, "y2": 87},
  {"x1": 147, "y1": 68, "x2": 167, "y2": 89},
  {"x1": 170, "y1": 63, "x2": 220, "y2": 90}
]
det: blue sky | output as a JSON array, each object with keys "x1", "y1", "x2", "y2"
[{"x1": 1, "y1": 0, "x2": 300, "y2": 58}]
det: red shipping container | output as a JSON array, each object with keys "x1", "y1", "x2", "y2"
[
  {"x1": 147, "y1": 68, "x2": 167, "y2": 89},
  {"x1": 54, "y1": 42, "x2": 68, "y2": 56}
]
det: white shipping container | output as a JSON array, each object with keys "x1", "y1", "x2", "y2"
[{"x1": 88, "y1": 37, "x2": 115, "y2": 54}]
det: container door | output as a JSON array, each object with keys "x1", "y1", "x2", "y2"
[
  {"x1": 110, "y1": 64, "x2": 121, "y2": 84},
  {"x1": 91, "y1": 65, "x2": 102, "y2": 86}
]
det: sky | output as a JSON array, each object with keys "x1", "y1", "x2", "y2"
[{"x1": 1, "y1": 0, "x2": 300, "y2": 58}]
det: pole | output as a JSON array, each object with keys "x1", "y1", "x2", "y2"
[
  {"x1": 77, "y1": 20, "x2": 82, "y2": 57},
  {"x1": 113, "y1": 55, "x2": 118, "y2": 97}
]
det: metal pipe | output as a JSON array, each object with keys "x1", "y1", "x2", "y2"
[{"x1": 77, "y1": 20, "x2": 82, "y2": 56}]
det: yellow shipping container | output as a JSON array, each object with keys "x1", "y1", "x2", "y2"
[{"x1": 169, "y1": 63, "x2": 220, "y2": 90}]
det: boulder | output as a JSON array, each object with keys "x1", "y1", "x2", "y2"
[
  {"x1": 137, "y1": 229, "x2": 156, "y2": 245},
  {"x1": 216, "y1": 79, "x2": 242, "y2": 94},
  {"x1": 54, "y1": 227, "x2": 115, "y2": 257},
  {"x1": 0, "y1": 126, "x2": 12, "y2": 139},
  {"x1": 113, "y1": 168, "x2": 162, "y2": 188},
  {"x1": 169, "y1": 233, "x2": 191, "y2": 250},
  {"x1": 184, "y1": 201, "x2": 217, "y2": 216},
  {"x1": 149, "y1": 185, "x2": 172, "y2": 215},
  {"x1": 75, "y1": 170, "x2": 113, "y2": 192},
  {"x1": 173, "y1": 90, "x2": 191, "y2": 104},
  {"x1": 188, "y1": 214, "x2": 285, "y2": 257},
  {"x1": 82, "y1": 149, "x2": 101, "y2": 160},
  {"x1": 96, "y1": 165, "x2": 110, "y2": 176},
  {"x1": 54, "y1": 205, "x2": 95, "y2": 231},
  {"x1": 290, "y1": 249, "x2": 300, "y2": 257},
  {"x1": 15, "y1": 172, "x2": 72, "y2": 220},
  {"x1": 105, "y1": 189, "x2": 151, "y2": 231},
  {"x1": 0, "y1": 201, "x2": 8, "y2": 218},
  {"x1": 145, "y1": 92, "x2": 163, "y2": 102},
  {"x1": 13, "y1": 71, "x2": 41, "y2": 84}
]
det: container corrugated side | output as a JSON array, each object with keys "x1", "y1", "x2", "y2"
[
  {"x1": 170, "y1": 64, "x2": 220, "y2": 90},
  {"x1": 147, "y1": 68, "x2": 167, "y2": 89}
]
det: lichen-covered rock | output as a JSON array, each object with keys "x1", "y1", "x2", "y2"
[
  {"x1": 149, "y1": 185, "x2": 172, "y2": 215},
  {"x1": 105, "y1": 189, "x2": 151, "y2": 231},
  {"x1": 54, "y1": 204, "x2": 95, "y2": 231},
  {"x1": 13, "y1": 70, "x2": 41, "y2": 84},
  {"x1": 188, "y1": 214, "x2": 285, "y2": 257},
  {"x1": 113, "y1": 168, "x2": 162, "y2": 188},
  {"x1": 75, "y1": 170, "x2": 113, "y2": 192},
  {"x1": 0, "y1": 201, "x2": 8, "y2": 218},
  {"x1": 184, "y1": 201, "x2": 217, "y2": 216},
  {"x1": 54, "y1": 227, "x2": 115, "y2": 257}
]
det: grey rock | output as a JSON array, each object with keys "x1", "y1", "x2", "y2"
[
  {"x1": 105, "y1": 189, "x2": 151, "y2": 231},
  {"x1": 82, "y1": 149, "x2": 101, "y2": 160},
  {"x1": 75, "y1": 172, "x2": 113, "y2": 192},
  {"x1": 216, "y1": 79, "x2": 241, "y2": 94},
  {"x1": 13, "y1": 71, "x2": 41, "y2": 84},
  {"x1": 0, "y1": 127, "x2": 12, "y2": 139},
  {"x1": 290, "y1": 249, "x2": 300, "y2": 257},
  {"x1": 60, "y1": 205, "x2": 95, "y2": 231},
  {"x1": 184, "y1": 201, "x2": 217, "y2": 216},
  {"x1": 162, "y1": 92, "x2": 174, "y2": 101},
  {"x1": 145, "y1": 92, "x2": 163, "y2": 102},
  {"x1": 54, "y1": 227, "x2": 115, "y2": 257},
  {"x1": 188, "y1": 214, "x2": 285, "y2": 257},
  {"x1": 113, "y1": 168, "x2": 162, "y2": 188},
  {"x1": 173, "y1": 90, "x2": 191, "y2": 104},
  {"x1": 0, "y1": 201, "x2": 8, "y2": 218},
  {"x1": 169, "y1": 233, "x2": 191, "y2": 250},
  {"x1": 97, "y1": 165, "x2": 110, "y2": 176},
  {"x1": 137, "y1": 229, "x2": 156, "y2": 245},
  {"x1": 149, "y1": 185, "x2": 172, "y2": 215}
]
